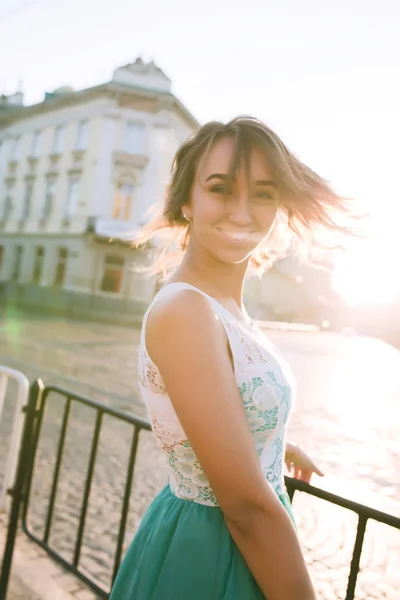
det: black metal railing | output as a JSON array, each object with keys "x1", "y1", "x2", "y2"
[
  {"x1": 0, "y1": 380, "x2": 151, "y2": 599},
  {"x1": 285, "y1": 478, "x2": 400, "y2": 600},
  {"x1": 1, "y1": 379, "x2": 399, "y2": 600}
]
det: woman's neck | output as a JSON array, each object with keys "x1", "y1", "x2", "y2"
[{"x1": 171, "y1": 250, "x2": 249, "y2": 309}]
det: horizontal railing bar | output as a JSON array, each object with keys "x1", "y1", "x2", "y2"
[
  {"x1": 284, "y1": 477, "x2": 400, "y2": 529},
  {"x1": 42, "y1": 386, "x2": 151, "y2": 430}
]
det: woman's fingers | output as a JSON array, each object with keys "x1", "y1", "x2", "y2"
[{"x1": 313, "y1": 465, "x2": 325, "y2": 477}]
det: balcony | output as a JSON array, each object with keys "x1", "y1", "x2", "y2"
[
  {"x1": 47, "y1": 153, "x2": 61, "y2": 176},
  {"x1": 70, "y1": 149, "x2": 85, "y2": 173},
  {"x1": 6, "y1": 161, "x2": 18, "y2": 177},
  {"x1": 86, "y1": 216, "x2": 140, "y2": 245},
  {"x1": 26, "y1": 156, "x2": 39, "y2": 172},
  {"x1": 113, "y1": 150, "x2": 148, "y2": 170}
]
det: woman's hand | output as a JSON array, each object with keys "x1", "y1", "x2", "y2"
[{"x1": 285, "y1": 442, "x2": 324, "y2": 484}]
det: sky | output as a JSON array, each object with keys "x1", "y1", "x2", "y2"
[{"x1": 1, "y1": 0, "x2": 400, "y2": 305}]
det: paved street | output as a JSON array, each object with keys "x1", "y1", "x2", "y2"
[{"x1": 0, "y1": 309, "x2": 399, "y2": 599}]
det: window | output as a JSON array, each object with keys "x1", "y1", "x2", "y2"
[
  {"x1": 100, "y1": 254, "x2": 124, "y2": 293},
  {"x1": 76, "y1": 120, "x2": 88, "y2": 150},
  {"x1": 123, "y1": 122, "x2": 146, "y2": 154},
  {"x1": 1, "y1": 183, "x2": 13, "y2": 221},
  {"x1": 32, "y1": 246, "x2": 45, "y2": 284},
  {"x1": 42, "y1": 179, "x2": 56, "y2": 219},
  {"x1": 64, "y1": 179, "x2": 80, "y2": 219},
  {"x1": 54, "y1": 247, "x2": 68, "y2": 287},
  {"x1": 52, "y1": 126, "x2": 64, "y2": 155},
  {"x1": 154, "y1": 124, "x2": 169, "y2": 151},
  {"x1": 112, "y1": 183, "x2": 134, "y2": 220},
  {"x1": 11, "y1": 245, "x2": 23, "y2": 282},
  {"x1": 21, "y1": 179, "x2": 34, "y2": 220},
  {"x1": 31, "y1": 131, "x2": 41, "y2": 157},
  {"x1": 10, "y1": 136, "x2": 20, "y2": 161}
]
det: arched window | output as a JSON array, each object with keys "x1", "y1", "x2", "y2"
[{"x1": 112, "y1": 179, "x2": 135, "y2": 220}]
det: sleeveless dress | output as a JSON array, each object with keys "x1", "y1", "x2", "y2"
[{"x1": 110, "y1": 282, "x2": 297, "y2": 600}]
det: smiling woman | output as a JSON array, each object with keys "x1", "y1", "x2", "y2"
[{"x1": 110, "y1": 116, "x2": 356, "y2": 600}]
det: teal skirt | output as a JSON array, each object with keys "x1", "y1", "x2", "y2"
[{"x1": 110, "y1": 484, "x2": 296, "y2": 600}]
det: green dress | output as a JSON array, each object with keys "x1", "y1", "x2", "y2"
[{"x1": 110, "y1": 283, "x2": 297, "y2": 600}]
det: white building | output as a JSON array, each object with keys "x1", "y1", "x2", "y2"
[{"x1": 0, "y1": 59, "x2": 198, "y2": 321}]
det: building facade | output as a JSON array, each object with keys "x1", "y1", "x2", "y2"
[{"x1": 0, "y1": 59, "x2": 198, "y2": 321}]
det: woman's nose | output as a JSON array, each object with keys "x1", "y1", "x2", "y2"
[{"x1": 227, "y1": 197, "x2": 252, "y2": 226}]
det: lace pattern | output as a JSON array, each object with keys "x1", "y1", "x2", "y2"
[{"x1": 138, "y1": 284, "x2": 294, "y2": 506}]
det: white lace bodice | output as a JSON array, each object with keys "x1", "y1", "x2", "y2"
[{"x1": 138, "y1": 282, "x2": 295, "y2": 506}]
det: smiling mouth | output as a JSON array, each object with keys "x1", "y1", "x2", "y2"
[{"x1": 217, "y1": 228, "x2": 255, "y2": 241}]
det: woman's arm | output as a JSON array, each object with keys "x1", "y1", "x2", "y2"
[{"x1": 147, "y1": 290, "x2": 316, "y2": 600}]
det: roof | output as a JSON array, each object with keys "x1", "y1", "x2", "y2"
[{"x1": 0, "y1": 79, "x2": 199, "y2": 130}]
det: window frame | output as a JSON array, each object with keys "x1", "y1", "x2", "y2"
[
  {"x1": 123, "y1": 121, "x2": 146, "y2": 155},
  {"x1": 112, "y1": 182, "x2": 135, "y2": 221},
  {"x1": 2, "y1": 182, "x2": 14, "y2": 221},
  {"x1": 75, "y1": 120, "x2": 88, "y2": 150},
  {"x1": 31, "y1": 130, "x2": 41, "y2": 157},
  {"x1": 10, "y1": 136, "x2": 20, "y2": 161},
  {"x1": 64, "y1": 178, "x2": 80, "y2": 219},
  {"x1": 52, "y1": 125, "x2": 64, "y2": 155},
  {"x1": 99, "y1": 254, "x2": 125, "y2": 294},
  {"x1": 42, "y1": 178, "x2": 57, "y2": 220},
  {"x1": 11, "y1": 245, "x2": 23, "y2": 282},
  {"x1": 21, "y1": 179, "x2": 34, "y2": 221},
  {"x1": 31, "y1": 245, "x2": 45, "y2": 285},
  {"x1": 53, "y1": 246, "x2": 68, "y2": 287}
]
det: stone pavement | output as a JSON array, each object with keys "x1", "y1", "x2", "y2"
[
  {"x1": 0, "y1": 310, "x2": 399, "y2": 599},
  {"x1": 0, "y1": 514, "x2": 99, "y2": 599}
]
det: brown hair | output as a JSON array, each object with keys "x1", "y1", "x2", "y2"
[{"x1": 134, "y1": 116, "x2": 359, "y2": 279}]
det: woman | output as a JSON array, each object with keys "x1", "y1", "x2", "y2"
[{"x1": 111, "y1": 116, "x2": 351, "y2": 599}]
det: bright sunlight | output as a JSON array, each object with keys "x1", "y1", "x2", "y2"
[{"x1": 333, "y1": 237, "x2": 400, "y2": 307}]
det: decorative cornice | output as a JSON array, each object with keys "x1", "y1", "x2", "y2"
[{"x1": 0, "y1": 82, "x2": 199, "y2": 130}]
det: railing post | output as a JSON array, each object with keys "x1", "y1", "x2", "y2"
[
  {"x1": 0, "y1": 379, "x2": 43, "y2": 600},
  {"x1": 284, "y1": 475, "x2": 296, "y2": 502},
  {"x1": 0, "y1": 366, "x2": 30, "y2": 511},
  {"x1": 345, "y1": 515, "x2": 368, "y2": 600}
]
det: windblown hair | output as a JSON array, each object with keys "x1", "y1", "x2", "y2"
[{"x1": 134, "y1": 116, "x2": 358, "y2": 279}]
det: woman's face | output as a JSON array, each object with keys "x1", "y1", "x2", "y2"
[{"x1": 182, "y1": 136, "x2": 279, "y2": 266}]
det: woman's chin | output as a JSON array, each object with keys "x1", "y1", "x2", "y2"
[{"x1": 212, "y1": 247, "x2": 255, "y2": 266}]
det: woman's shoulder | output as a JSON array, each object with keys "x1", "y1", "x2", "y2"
[
  {"x1": 147, "y1": 285, "x2": 217, "y2": 329},
  {"x1": 145, "y1": 286, "x2": 224, "y2": 362}
]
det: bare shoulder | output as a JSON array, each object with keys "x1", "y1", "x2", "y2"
[{"x1": 146, "y1": 289, "x2": 222, "y2": 361}]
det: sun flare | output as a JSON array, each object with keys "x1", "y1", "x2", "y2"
[{"x1": 333, "y1": 240, "x2": 400, "y2": 307}]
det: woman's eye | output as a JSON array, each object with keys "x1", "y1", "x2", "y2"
[
  {"x1": 256, "y1": 191, "x2": 274, "y2": 201},
  {"x1": 211, "y1": 184, "x2": 227, "y2": 194}
]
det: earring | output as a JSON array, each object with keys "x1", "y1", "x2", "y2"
[{"x1": 183, "y1": 213, "x2": 190, "y2": 221}]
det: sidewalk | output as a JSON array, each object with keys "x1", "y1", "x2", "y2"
[{"x1": 0, "y1": 517, "x2": 101, "y2": 600}]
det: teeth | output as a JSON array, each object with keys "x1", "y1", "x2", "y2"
[{"x1": 222, "y1": 231, "x2": 249, "y2": 240}]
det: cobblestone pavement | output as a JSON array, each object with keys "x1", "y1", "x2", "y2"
[{"x1": 0, "y1": 309, "x2": 399, "y2": 599}]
